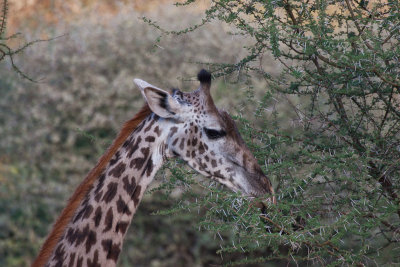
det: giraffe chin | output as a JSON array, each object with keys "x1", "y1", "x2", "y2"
[
  {"x1": 209, "y1": 171, "x2": 276, "y2": 206},
  {"x1": 248, "y1": 190, "x2": 276, "y2": 207},
  {"x1": 233, "y1": 167, "x2": 276, "y2": 204},
  {"x1": 252, "y1": 194, "x2": 276, "y2": 220}
]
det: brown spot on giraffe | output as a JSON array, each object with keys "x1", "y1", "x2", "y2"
[
  {"x1": 68, "y1": 252, "x2": 76, "y2": 267},
  {"x1": 65, "y1": 224, "x2": 90, "y2": 247},
  {"x1": 179, "y1": 138, "x2": 185, "y2": 150},
  {"x1": 101, "y1": 239, "x2": 121, "y2": 262},
  {"x1": 127, "y1": 136, "x2": 142, "y2": 158},
  {"x1": 73, "y1": 201, "x2": 93, "y2": 223},
  {"x1": 154, "y1": 125, "x2": 161, "y2": 136},
  {"x1": 77, "y1": 256, "x2": 83, "y2": 267},
  {"x1": 83, "y1": 204, "x2": 94, "y2": 219},
  {"x1": 115, "y1": 221, "x2": 129, "y2": 235},
  {"x1": 116, "y1": 196, "x2": 131, "y2": 215},
  {"x1": 142, "y1": 158, "x2": 154, "y2": 177},
  {"x1": 132, "y1": 185, "x2": 142, "y2": 207},
  {"x1": 94, "y1": 173, "x2": 106, "y2": 193},
  {"x1": 52, "y1": 244, "x2": 65, "y2": 265},
  {"x1": 199, "y1": 142, "x2": 205, "y2": 154},
  {"x1": 109, "y1": 151, "x2": 121, "y2": 166},
  {"x1": 94, "y1": 191, "x2": 103, "y2": 203},
  {"x1": 122, "y1": 176, "x2": 136, "y2": 195},
  {"x1": 93, "y1": 207, "x2": 102, "y2": 227},
  {"x1": 172, "y1": 138, "x2": 179, "y2": 146},
  {"x1": 145, "y1": 135, "x2": 155, "y2": 142},
  {"x1": 129, "y1": 147, "x2": 150, "y2": 170},
  {"x1": 108, "y1": 162, "x2": 126, "y2": 178},
  {"x1": 87, "y1": 250, "x2": 101, "y2": 267},
  {"x1": 203, "y1": 142, "x2": 209, "y2": 150},
  {"x1": 85, "y1": 230, "x2": 97, "y2": 253},
  {"x1": 102, "y1": 182, "x2": 118, "y2": 203},
  {"x1": 192, "y1": 137, "x2": 198, "y2": 146},
  {"x1": 143, "y1": 118, "x2": 156, "y2": 133},
  {"x1": 103, "y1": 207, "x2": 113, "y2": 233},
  {"x1": 170, "y1": 126, "x2": 178, "y2": 136},
  {"x1": 211, "y1": 159, "x2": 217, "y2": 168}
]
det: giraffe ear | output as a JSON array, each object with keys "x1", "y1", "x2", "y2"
[{"x1": 134, "y1": 79, "x2": 181, "y2": 118}]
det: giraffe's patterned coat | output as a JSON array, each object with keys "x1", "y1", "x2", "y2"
[
  {"x1": 35, "y1": 70, "x2": 275, "y2": 267},
  {"x1": 46, "y1": 114, "x2": 166, "y2": 267}
]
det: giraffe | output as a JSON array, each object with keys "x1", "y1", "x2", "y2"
[{"x1": 32, "y1": 69, "x2": 275, "y2": 267}]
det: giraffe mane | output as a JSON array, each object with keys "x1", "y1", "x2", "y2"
[{"x1": 32, "y1": 104, "x2": 152, "y2": 267}]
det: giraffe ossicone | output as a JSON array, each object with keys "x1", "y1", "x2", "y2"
[{"x1": 33, "y1": 69, "x2": 275, "y2": 267}]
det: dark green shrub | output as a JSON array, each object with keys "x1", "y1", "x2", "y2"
[{"x1": 147, "y1": 0, "x2": 400, "y2": 265}]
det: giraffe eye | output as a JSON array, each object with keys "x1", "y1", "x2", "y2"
[{"x1": 204, "y1": 127, "x2": 226, "y2": 140}]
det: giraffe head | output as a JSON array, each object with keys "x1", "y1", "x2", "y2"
[{"x1": 134, "y1": 70, "x2": 275, "y2": 203}]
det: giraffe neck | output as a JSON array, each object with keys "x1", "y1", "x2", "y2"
[{"x1": 45, "y1": 113, "x2": 172, "y2": 267}]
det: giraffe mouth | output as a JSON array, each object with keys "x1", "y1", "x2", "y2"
[
  {"x1": 210, "y1": 171, "x2": 276, "y2": 204},
  {"x1": 226, "y1": 159, "x2": 275, "y2": 198}
]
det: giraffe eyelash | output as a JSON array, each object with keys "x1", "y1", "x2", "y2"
[{"x1": 204, "y1": 127, "x2": 226, "y2": 140}]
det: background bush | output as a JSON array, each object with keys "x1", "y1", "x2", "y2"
[{"x1": 156, "y1": 0, "x2": 400, "y2": 265}]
